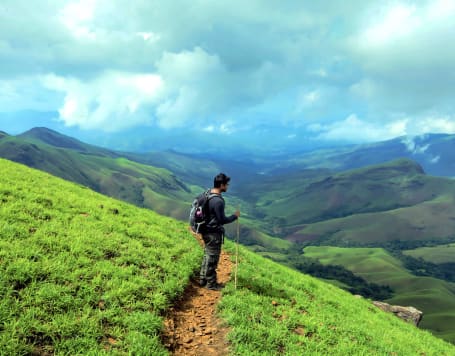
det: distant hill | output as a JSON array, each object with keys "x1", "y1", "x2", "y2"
[
  {"x1": 271, "y1": 133, "x2": 455, "y2": 177},
  {"x1": 0, "y1": 128, "x2": 192, "y2": 219},
  {"x1": 241, "y1": 158, "x2": 455, "y2": 240},
  {"x1": 5, "y1": 128, "x2": 455, "y2": 342},
  {"x1": 1, "y1": 157, "x2": 454, "y2": 354},
  {"x1": 0, "y1": 128, "x2": 286, "y2": 252},
  {"x1": 241, "y1": 158, "x2": 455, "y2": 342},
  {"x1": 18, "y1": 127, "x2": 117, "y2": 155},
  {"x1": 3, "y1": 127, "x2": 455, "y2": 250},
  {"x1": 122, "y1": 150, "x2": 220, "y2": 187},
  {"x1": 8, "y1": 127, "x2": 259, "y2": 189}
]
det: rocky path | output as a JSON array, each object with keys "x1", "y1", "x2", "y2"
[{"x1": 162, "y1": 235, "x2": 232, "y2": 355}]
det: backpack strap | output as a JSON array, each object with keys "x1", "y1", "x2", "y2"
[{"x1": 193, "y1": 190, "x2": 220, "y2": 233}]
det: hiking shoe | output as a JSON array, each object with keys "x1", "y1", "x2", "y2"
[
  {"x1": 199, "y1": 279, "x2": 207, "y2": 287},
  {"x1": 206, "y1": 283, "x2": 224, "y2": 291}
]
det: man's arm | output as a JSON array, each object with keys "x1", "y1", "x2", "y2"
[{"x1": 212, "y1": 197, "x2": 238, "y2": 225}]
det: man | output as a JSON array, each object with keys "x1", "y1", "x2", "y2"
[{"x1": 199, "y1": 173, "x2": 240, "y2": 291}]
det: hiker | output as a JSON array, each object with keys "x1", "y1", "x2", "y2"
[{"x1": 199, "y1": 173, "x2": 240, "y2": 291}]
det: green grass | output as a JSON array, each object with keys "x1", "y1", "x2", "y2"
[
  {"x1": 304, "y1": 246, "x2": 455, "y2": 342},
  {"x1": 243, "y1": 159, "x2": 455, "y2": 248},
  {"x1": 255, "y1": 159, "x2": 445, "y2": 226},
  {"x1": 0, "y1": 158, "x2": 202, "y2": 355},
  {"x1": 294, "y1": 194, "x2": 455, "y2": 245},
  {"x1": 219, "y1": 241, "x2": 455, "y2": 355},
  {"x1": 0, "y1": 135, "x2": 193, "y2": 218},
  {"x1": 404, "y1": 243, "x2": 455, "y2": 264},
  {"x1": 2, "y1": 157, "x2": 455, "y2": 354},
  {"x1": 0, "y1": 133, "x2": 288, "y2": 254},
  {"x1": 6, "y1": 129, "x2": 455, "y2": 256}
]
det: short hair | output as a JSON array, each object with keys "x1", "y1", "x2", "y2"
[{"x1": 214, "y1": 173, "x2": 231, "y2": 188}]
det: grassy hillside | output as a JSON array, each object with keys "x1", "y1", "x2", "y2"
[
  {"x1": 0, "y1": 130, "x2": 193, "y2": 219},
  {"x1": 1, "y1": 158, "x2": 455, "y2": 354},
  {"x1": 303, "y1": 246, "x2": 455, "y2": 342},
  {"x1": 404, "y1": 243, "x2": 455, "y2": 264},
  {"x1": 0, "y1": 158, "x2": 202, "y2": 354},
  {"x1": 259, "y1": 159, "x2": 455, "y2": 244},
  {"x1": 5, "y1": 128, "x2": 455, "y2": 345},
  {"x1": 292, "y1": 194, "x2": 455, "y2": 245},
  {"x1": 220, "y1": 241, "x2": 455, "y2": 354},
  {"x1": 0, "y1": 129, "x2": 287, "y2": 254},
  {"x1": 7, "y1": 129, "x2": 455, "y2": 253},
  {"x1": 18, "y1": 127, "x2": 117, "y2": 156}
]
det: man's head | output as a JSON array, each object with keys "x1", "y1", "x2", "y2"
[{"x1": 214, "y1": 173, "x2": 231, "y2": 192}]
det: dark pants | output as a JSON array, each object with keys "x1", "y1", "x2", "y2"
[{"x1": 200, "y1": 231, "x2": 222, "y2": 286}]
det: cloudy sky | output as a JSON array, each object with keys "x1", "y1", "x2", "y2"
[{"x1": 1, "y1": 0, "x2": 455, "y2": 151}]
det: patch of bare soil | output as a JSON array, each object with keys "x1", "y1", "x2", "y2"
[{"x1": 162, "y1": 234, "x2": 232, "y2": 355}]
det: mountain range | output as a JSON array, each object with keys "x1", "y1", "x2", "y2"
[
  {"x1": 2, "y1": 157, "x2": 453, "y2": 354},
  {"x1": 2, "y1": 127, "x2": 455, "y2": 341},
  {"x1": 2, "y1": 127, "x2": 455, "y2": 250}
]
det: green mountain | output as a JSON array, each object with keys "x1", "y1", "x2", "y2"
[
  {"x1": 0, "y1": 127, "x2": 286, "y2": 252},
  {"x1": 276, "y1": 159, "x2": 455, "y2": 245},
  {"x1": 0, "y1": 128, "x2": 193, "y2": 219},
  {"x1": 243, "y1": 159, "x2": 455, "y2": 240},
  {"x1": 236, "y1": 158, "x2": 455, "y2": 342},
  {"x1": 4, "y1": 128, "x2": 455, "y2": 341},
  {"x1": 122, "y1": 150, "x2": 220, "y2": 187},
  {"x1": 4, "y1": 129, "x2": 455, "y2": 251},
  {"x1": 18, "y1": 127, "x2": 118, "y2": 155},
  {"x1": 1, "y1": 157, "x2": 454, "y2": 354},
  {"x1": 17, "y1": 127, "x2": 217, "y2": 187},
  {"x1": 272, "y1": 133, "x2": 455, "y2": 177}
]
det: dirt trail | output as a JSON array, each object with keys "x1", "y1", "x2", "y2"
[{"x1": 162, "y1": 234, "x2": 233, "y2": 355}]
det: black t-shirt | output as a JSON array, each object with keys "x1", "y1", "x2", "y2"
[{"x1": 204, "y1": 194, "x2": 237, "y2": 232}]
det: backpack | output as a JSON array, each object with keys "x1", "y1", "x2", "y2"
[{"x1": 189, "y1": 189, "x2": 217, "y2": 233}]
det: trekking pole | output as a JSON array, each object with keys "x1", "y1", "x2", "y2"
[{"x1": 234, "y1": 206, "x2": 240, "y2": 290}]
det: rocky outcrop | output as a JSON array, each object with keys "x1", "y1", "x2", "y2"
[{"x1": 372, "y1": 301, "x2": 423, "y2": 326}]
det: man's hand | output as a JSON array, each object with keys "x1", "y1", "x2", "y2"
[{"x1": 234, "y1": 210, "x2": 240, "y2": 218}]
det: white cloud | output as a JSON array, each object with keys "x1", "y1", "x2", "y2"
[
  {"x1": 401, "y1": 134, "x2": 442, "y2": 164},
  {"x1": 58, "y1": 0, "x2": 98, "y2": 39},
  {"x1": 412, "y1": 116, "x2": 455, "y2": 134},
  {"x1": 1, "y1": 0, "x2": 455, "y2": 146},
  {"x1": 293, "y1": 89, "x2": 321, "y2": 116},
  {"x1": 349, "y1": 0, "x2": 455, "y2": 117},
  {"x1": 220, "y1": 121, "x2": 235, "y2": 134},
  {"x1": 201, "y1": 122, "x2": 235, "y2": 135},
  {"x1": 401, "y1": 136, "x2": 429, "y2": 154},
  {"x1": 312, "y1": 69, "x2": 328, "y2": 78},
  {"x1": 0, "y1": 77, "x2": 60, "y2": 112},
  {"x1": 361, "y1": 4, "x2": 419, "y2": 46},
  {"x1": 308, "y1": 114, "x2": 407, "y2": 142},
  {"x1": 302, "y1": 90, "x2": 320, "y2": 106},
  {"x1": 349, "y1": 79, "x2": 377, "y2": 100},
  {"x1": 42, "y1": 71, "x2": 163, "y2": 131},
  {"x1": 310, "y1": 113, "x2": 455, "y2": 143},
  {"x1": 154, "y1": 47, "x2": 237, "y2": 128},
  {"x1": 136, "y1": 32, "x2": 160, "y2": 42},
  {"x1": 358, "y1": 1, "x2": 455, "y2": 50},
  {"x1": 203, "y1": 125, "x2": 215, "y2": 133},
  {"x1": 427, "y1": 0, "x2": 455, "y2": 19}
]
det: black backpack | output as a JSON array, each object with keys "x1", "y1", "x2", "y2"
[{"x1": 189, "y1": 189, "x2": 217, "y2": 233}]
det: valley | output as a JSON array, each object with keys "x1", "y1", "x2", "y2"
[{"x1": 2, "y1": 127, "x2": 455, "y2": 342}]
